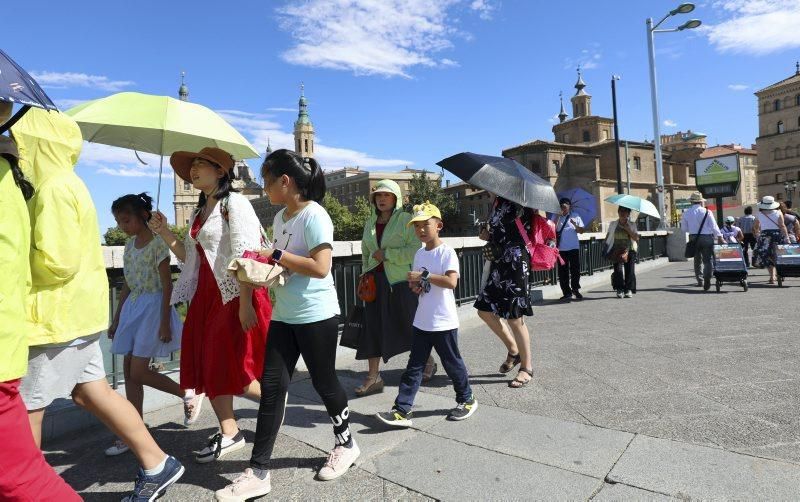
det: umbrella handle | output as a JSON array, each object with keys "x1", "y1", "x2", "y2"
[
  {"x1": 0, "y1": 105, "x2": 31, "y2": 134},
  {"x1": 156, "y1": 156, "x2": 163, "y2": 213}
]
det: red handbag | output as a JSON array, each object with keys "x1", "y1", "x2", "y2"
[{"x1": 357, "y1": 272, "x2": 376, "y2": 302}]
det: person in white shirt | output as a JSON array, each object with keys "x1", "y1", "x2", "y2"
[
  {"x1": 679, "y1": 192, "x2": 723, "y2": 291},
  {"x1": 552, "y1": 198, "x2": 586, "y2": 300},
  {"x1": 753, "y1": 196, "x2": 790, "y2": 284},
  {"x1": 376, "y1": 202, "x2": 477, "y2": 428},
  {"x1": 721, "y1": 216, "x2": 744, "y2": 244},
  {"x1": 738, "y1": 206, "x2": 757, "y2": 267}
]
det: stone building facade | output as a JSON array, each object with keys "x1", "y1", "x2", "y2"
[
  {"x1": 755, "y1": 64, "x2": 800, "y2": 206},
  {"x1": 661, "y1": 130, "x2": 708, "y2": 153},
  {"x1": 325, "y1": 167, "x2": 441, "y2": 211},
  {"x1": 502, "y1": 71, "x2": 697, "y2": 228},
  {"x1": 442, "y1": 181, "x2": 494, "y2": 236}
]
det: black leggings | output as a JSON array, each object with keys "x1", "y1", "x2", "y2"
[{"x1": 250, "y1": 316, "x2": 350, "y2": 470}]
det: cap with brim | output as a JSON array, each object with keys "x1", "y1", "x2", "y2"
[
  {"x1": 370, "y1": 185, "x2": 396, "y2": 202},
  {"x1": 689, "y1": 191, "x2": 705, "y2": 203},
  {"x1": 725, "y1": 216, "x2": 735, "y2": 223},
  {"x1": 170, "y1": 147, "x2": 235, "y2": 183},
  {"x1": 407, "y1": 201, "x2": 442, "y2": 226},
  {"x1": 758, "y1": 196, "x2": 780, "y2": 210}
]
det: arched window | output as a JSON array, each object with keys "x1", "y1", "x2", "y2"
[
  {"x1": 796, "y1": 94, "x2": 800, "y2": 106},
  {"x1": 563, "y1": 133, "x2": 570, "y2": 143},
  {"x1": 775, "y1": 99, "x2": 782, "y2": 111},
  {"x1": 582, "y1": 130, "x2": 591, "y2": 142},
  {"x1": 778, "y1": 121, "x2": 785, "y2": 134},
  {"x1": 775, "y1": 148, "x2": 783, "y2": 160}
]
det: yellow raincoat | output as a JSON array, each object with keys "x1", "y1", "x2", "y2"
[
  {"x1": 12, "y1": 109, "x2": 109, "y2": 346},
  {"x1": 0, "y1": 138, "x2": 31, "y2": 381}
]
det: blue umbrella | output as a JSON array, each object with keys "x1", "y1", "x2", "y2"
[
  {"x1": 604, "y1": 194, "x2": 660, "y2": 219},
  {"x1": 557, "y1": 187, "x2": 597, "y2": 224},
  {"x1": 0, "y1": 48, "x2": 58, "y2": 134}
]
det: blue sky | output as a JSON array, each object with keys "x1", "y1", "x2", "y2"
[{"x1": 6, "y1": 0, "x2": 800, "y2": 234}]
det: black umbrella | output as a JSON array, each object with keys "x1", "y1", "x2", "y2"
[
  {"x1": 437, "y1": 152, "x2": 560, "y2": 212},
  {"x1": 0, "y1": 48, "x2": 58, "y2": 134}
]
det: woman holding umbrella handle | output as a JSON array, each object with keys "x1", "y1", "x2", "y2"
[{"x1": 149, "y1": 147, "x2": 271, "y2": 465}]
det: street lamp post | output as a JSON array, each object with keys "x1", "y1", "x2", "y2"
[
  {"x1": 646, "y1": 3, "x2": 701, "y2": 229},
  {"x1": 785, "y1": 180, "x2": 797, "y2": 205},
  {"x1": 611, "y1": 75, "x2": 623, "y2": 194}
]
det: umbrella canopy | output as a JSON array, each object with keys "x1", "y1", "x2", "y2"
[
  {"x1": 0, "y1": 49, "x2": 59, "y2": 134},
  {"x1": 65, "y1": 92, "x2": 259, "y2": 159},
  {"x1": 604, "y1": 194, "x2": 660, "y2": 219},
  {"x1": 557, "y1": 187, "x2": 597, "y2": 224},
  {"x1": 437, "y1": 152, "x2": 560, "y2": 213}
]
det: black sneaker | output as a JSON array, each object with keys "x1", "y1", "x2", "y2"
[
  {"x1": 573, "y1": 291, "x2": 583, "y2": 300},
  {"x1": 703, "y1": 277, "x2": 710, "y2": 291},
  {"x1": 448, "y1": 396, "x2": 478, "y2": 421},
  {"x1": 122, "y1": 455, "x2": 185, "y2": 501},
  {"x1": 559, "y1": 294, "x2": 572, "y2": 301},
  {"x1": 195, "y1": 431, "x2": 245, "y2": 463},
  {"x1": 376, "y1": 408, "x2": 412, "y2": 428}
]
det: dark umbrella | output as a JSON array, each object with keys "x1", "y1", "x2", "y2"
[
  {"x1": 437, "y1": 152, "x2": 560, "y2": 213},
  {"x1": 0, "y1": 49, "x2": 58, "y2": 134}
]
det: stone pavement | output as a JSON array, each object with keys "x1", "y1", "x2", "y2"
[{"x1": 44, "y1": 262, "x2": 800, "y2": 500}]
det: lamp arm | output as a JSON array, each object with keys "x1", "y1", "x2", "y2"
[{"x1": 652, "y1": 12, "x2": 672, "y2": 30}]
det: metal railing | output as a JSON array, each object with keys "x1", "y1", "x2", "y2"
[{"x1": 104, "y1": 233, "x2": 669, "y2": 387}]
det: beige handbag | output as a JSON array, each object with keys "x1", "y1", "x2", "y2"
[{"x1": 227, "y1": 257, "x2": 288, "y2": 288}]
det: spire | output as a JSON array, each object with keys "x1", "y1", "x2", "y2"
[
  {"x1": 265, "y1": 137, "x2": 272, "y2": 154},
  {"x1": 295, "y1": 82, "x2": 311, "y2": 126},
  {"x1": 574, "y1": 66, "x2": 587, "y2": 96},
  {"x1": 558, "y1": 91, "x2": 568, "y2": 123},
  {"x1": 178, "y1": 71, "x2": 189, "y2": 101},
  {"x1": 796, "y1": 61, "x2": 799, "y2": 75}
]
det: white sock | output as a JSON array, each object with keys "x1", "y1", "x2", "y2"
[{"x1": 143, "y1": 455, "x2": 168, "y2": 476}]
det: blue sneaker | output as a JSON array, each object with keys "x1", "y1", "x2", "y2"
[{"x1": 121, "y1": 456, "x2": 185, "y2": 501}]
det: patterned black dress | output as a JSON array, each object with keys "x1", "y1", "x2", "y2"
[{"x1": 474, "y1": 198, "x2": 534, "y2": 319}]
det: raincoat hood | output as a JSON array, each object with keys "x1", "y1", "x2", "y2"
[
  {"x1": 11, "y1": 108, "x2": 83, "y2": 190},
  {"x1": 370, "y1": 179, "x2": 403, "y2": 214}
]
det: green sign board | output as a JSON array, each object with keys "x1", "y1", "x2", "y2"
[
  {"x1": 694, "y1": 153, "x2": 740, "y2": 198},
  {"x1": 675, "y1": 198, "x2": 692, "y2": 209}
]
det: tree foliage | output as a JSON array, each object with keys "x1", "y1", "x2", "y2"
[
  {"x1": 404, "y1": 171, "x2": 457, "y2": 225},
  {"x1": 322, "y1": 193, "x2": 372, "y2": 241},
  {"x1": 103, "y1": 225, "x2": 187, "y2": 246}
]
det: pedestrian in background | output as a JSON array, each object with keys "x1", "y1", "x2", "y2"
[
  {"x1": 779, "y1": 202, "x2": 800, "y2": 243},
  {"x1": 753, "y1": 196, "x2": 790, "y2": 284},
  {"x1": 738, "y1": 206, "x2": 756, "y2": 267},
  {"x1": 14, "y1": 107, "x2": 184, "y2": 501},
  {"x1": 474, "y1": 196, "x2": 535, "y2": 388},
  {"x1": 605, "y1": 207, "x2": 639, "y2": 298},
  {"x1": 721, "y1": 216, "x2": 744, "y2": 244},
  {"x1": 105, "y1": 193, "x2": 201, "y2": 458},
  {"x1": 355, "y1": 179, "x2": 434, "y2": 397},
  {"x1": 0, "y1": 104, "x2": 80, "y2": 501},
  {"x1": 680, "y1": 192, "x2": 723, "y2": 291},
  {"x1": 150, "y1": 147, "x2": 271, "y2": 464},
  {"x1": 552, "y1": 198, "x2": 586, "y2": 301}
]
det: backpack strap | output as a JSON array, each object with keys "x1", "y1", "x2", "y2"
[{"x1": 514, "y1": 217, "x2": 534, "y2": 254}]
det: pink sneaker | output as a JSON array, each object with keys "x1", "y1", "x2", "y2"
[
  {"x1": 317, "y1": 440, "x2": 361, "y2": 481},
  {"x1": 215, "y1": 468, "x2": 271, "y2": 501}
]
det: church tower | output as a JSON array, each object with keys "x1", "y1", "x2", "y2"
[
  {"x1": 558, "y1": 91, "x2": 568, "y2": 123},
  {"x1": 294, "y1": 83, "x2": 315, "y2": 158},
  {"x1": 173, "y1": 72, "x2": 200, "y2": 226},
  {"x1": 571, "y1": 68, "x2": 592, "y2": 118}
]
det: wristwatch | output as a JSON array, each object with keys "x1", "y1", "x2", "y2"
[
  {"x1": 271, "y1": 248, "x2": 284, "y2": 263},
  {"x1": 419, "y1": 269, "x2": 431, "y2": 293}
]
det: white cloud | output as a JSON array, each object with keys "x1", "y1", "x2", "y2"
[
  {"x1": 728, "y1": 83, "x2": 749, "y2": 91},
  {"x1": 54, "y1": 98, "x2": 89, "y2": 110},
  {"x1": 276, "y1": 0, "x2": 493, "y2": 78},
  {"x1": 563, "y1": 45, "x2": 602, "y2": 70},
  {"x1": 704, "y1": 1, "x2": 800, "y2": 55},
  {"x1": 30, "y1": 71, "x2": 135, "y2": 91},
  {"x1": 663, "y1": 119, "x2": 678, "y2": 127},
  {"x1": 266, "y1": 107, "x2": 296, "y2": 112}
]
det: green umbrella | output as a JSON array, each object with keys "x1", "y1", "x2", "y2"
[
  {"x1": 65, "y1": 91, "x2": 259, "y2": 208},
  {"x1": 604, "y1": 194, "x2": 661, "y2": 219}
]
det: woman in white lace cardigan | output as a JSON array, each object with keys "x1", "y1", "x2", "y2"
[{"x1": 149, "y1": 147, "x2": 272, "y2": 464}]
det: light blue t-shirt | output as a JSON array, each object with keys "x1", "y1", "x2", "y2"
[
  {"x1": 553, "y1": 213, "x2": 583, "y2": 251},
  {"x1": 271, "y1": 201, "x2": 340, "y2": 324}
]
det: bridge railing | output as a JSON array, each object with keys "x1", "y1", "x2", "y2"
[{"x1": 103, "y1": 231, "x2": 669, "y2": 388}]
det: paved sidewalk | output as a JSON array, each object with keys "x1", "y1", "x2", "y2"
[{"x1": 45, "y1": 263, "x2": 800, "y2": 500}]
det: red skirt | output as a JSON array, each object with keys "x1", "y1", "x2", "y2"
[{"x1": 180, "y1": 243, "x2": 271, "y2": 398}]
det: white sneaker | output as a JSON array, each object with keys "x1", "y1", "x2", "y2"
[
  {"x1": 195, "y1": 431, "x2": 245, "y2": 463},
  {"x1": 317, "y1": 440, "x2": 361, "y2": 481},
  {"x1": 624, "y1": 291, "x2": 633, "y2": 298},
  {"x1": 616, "y1": 291, "x2": 623, "y2": 298},
  {"x1": 215, "y1": 468, "x2": 271, "y2": 501},
  {"x1": 104, "y1": 439, "x2": 129, "y2": 456},
  {"x1": 184, "y1": 392, "x2": 205, "y2": 426}
]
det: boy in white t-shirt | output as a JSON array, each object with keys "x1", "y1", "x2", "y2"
[{"x1": 376, "y1": 202, "x2": 476, "y2": 427}]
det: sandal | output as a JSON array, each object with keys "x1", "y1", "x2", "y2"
[
  {"x1": 509, "y1": 368, "x2": 533, "y2": 388},
  {"x1": 499, "y1": 352, "x2": 521, "y2": 374},
  {"x1": 355, "y1": 375, "x2": 384, "y2": 397}
]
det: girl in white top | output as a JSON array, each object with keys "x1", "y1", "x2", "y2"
[
  {"x1": 753, "y1": 196, "x2": 790, "y2": 283},
  {"x1": 105, "y1": 193, "x2": 198, "y2": 457}
]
